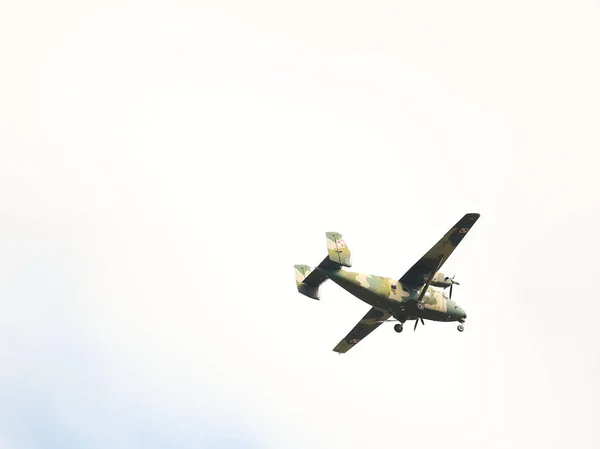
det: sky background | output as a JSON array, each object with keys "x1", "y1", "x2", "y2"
[{"x1": 1, "y1": 1, "x2": 600, "y2": 448}]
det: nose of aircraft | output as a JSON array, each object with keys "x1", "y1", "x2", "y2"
[{"x1": 454, "y1": 306, "x2": 467, "y2": 320}]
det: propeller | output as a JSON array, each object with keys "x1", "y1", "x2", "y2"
[
  {"x1": 444, "y1": 273, "x2": 460, "y2": 299},
  {"x1": 413, "y1": 318, "x2": 425, "y2": 331}
]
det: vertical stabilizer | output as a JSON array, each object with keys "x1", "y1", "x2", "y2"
[
  {"x1": 326, "y1": 232, "x2": 352, "y2": 267},
  {"x1": 294, "y1": 264, "x2": 322, "y2": 300}
]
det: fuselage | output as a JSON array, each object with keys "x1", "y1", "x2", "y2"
[{"x1": 319, "y1": 268, "x2": 466, "y2": 322}]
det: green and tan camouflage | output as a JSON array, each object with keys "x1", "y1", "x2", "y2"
[
  {"x1": 294, "y1": 213, "x2": 480, "y2": 353},
  {"x1": 294, "y1": 265, "x2": 321, "y2": 300},
  {"x1": 325, "y1": 232, "x2": 352, "y2": 267}
]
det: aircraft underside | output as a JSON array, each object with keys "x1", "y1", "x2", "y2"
[{"x1": 294, "y1": 213, "x2": 478, "y2": 353}]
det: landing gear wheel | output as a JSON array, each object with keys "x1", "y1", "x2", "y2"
[
  {"x1": 394, "y1": 324, "x2": 403, "y2": 333},
  {"x1": 457, "y1": 324, "x2": 464, "y2": 332},
  {"x1": 416, "y1": 302, "x2": 424, "y2": 311}
]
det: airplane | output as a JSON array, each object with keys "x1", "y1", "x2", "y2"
[{"x1": 294, "y1": 213, "x2": 480, "y2": 353}]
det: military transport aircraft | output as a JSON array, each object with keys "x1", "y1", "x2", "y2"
[{"x1": 294, "y1": 213, "x2": 480, "y2": 353}]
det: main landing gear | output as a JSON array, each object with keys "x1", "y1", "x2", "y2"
[{"x1": 394, "y1": 323, "x2": 403, "y2": 333}]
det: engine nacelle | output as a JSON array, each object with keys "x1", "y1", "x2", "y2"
[{"x1": 429, "y1": 272, "x2": 454, "y2": 288}]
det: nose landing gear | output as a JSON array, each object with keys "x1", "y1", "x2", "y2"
[{"x1": 457, "y1": 324, "x2": 464, "y2": 332}]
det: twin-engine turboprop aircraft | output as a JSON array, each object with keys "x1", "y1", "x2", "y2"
[{"x1": 294, "y1": 213, "x2": 480, "y2": 353}]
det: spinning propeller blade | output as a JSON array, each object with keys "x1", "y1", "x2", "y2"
[
  {"x1": 445, "y1": 273, "x2": 459, "y2": 299},
  {"x1": 413, "y1": 318, "x2": 425, "y2": 331}
]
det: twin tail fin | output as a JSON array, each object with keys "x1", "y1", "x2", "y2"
[{"x1": 294, "y1": 232, "x2": 352, "y2": 300}]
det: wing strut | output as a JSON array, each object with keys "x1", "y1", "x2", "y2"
[{"x1": 416, "y1": 257, "x2": 443, "y2": 304}]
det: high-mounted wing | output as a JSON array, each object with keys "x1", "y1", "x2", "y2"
[
  {"x1": 399, "y1": 213, "x2": 480, "y2": 286},
  {"x1": 332, "y1": 307, "x2": 391, "y2": 353}
]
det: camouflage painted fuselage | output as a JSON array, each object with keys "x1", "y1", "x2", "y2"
[{"x1": 320, "y1": 268, "x2": 466, "y2": 322}]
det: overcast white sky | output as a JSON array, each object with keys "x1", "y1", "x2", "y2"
[{"x1": 1, "y1": 1, "x2": 600, "y2": 448}]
